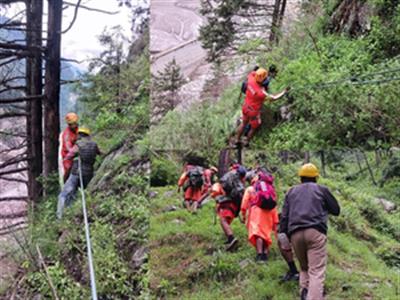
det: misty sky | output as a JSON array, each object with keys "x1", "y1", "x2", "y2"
[
  {"x1": 62, "y1": 0, "x2": 132, "y2": 70},
  {"x1": 4, "y1": 0, "x2": 133, "y2": 71}
]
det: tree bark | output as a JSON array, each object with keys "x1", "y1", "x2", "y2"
[
  {"x1": 44, "y1": 0, "x2": 62, "y2": 177},
  {"x1": 269, "y1": 0, "x2": 281, "y2": 43},
  {"x1": 277, "y1": 0, "x2": 287, "y2": 30},
  {"x1": 26, "y1": 0, "x2": 43, "y2": 202}
]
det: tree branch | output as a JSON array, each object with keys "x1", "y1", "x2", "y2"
[
  {"x1": 0, "y1": 167, "x2": 27, "y2": 176},
  {"x1": 61, "y1": 0, "x2": 83, "y2": 34},
  {"x1": 0, "y1": 130, "x2": 26, "y2": 138},
  {"x1": 0, "y1": 222, "x2": 27, "y2": 237},
  {"x1": 0, "y1": 42, "x2": 44, "y2": 52},
  {"x1": 0, "y1": 176, "x2": 28, "y2": 184},
  {"x1": 0, "y1": 95, "x2": 43, "y2": 104},
  {"x1": 0, "y1": 155, "x2": 28, "y2": 169},
  {"x1": 0, "y1": 86, "x2": 26, "y2": 94},
  {"x1": 0, "y1": 197, "x2": 28, "y2": 202},
  {"x1": 63, "y1": 1, "x2": 119, "y2": 15},
  {"x1": 0, "y1": 211, "x2": 27, "y2": 219}
]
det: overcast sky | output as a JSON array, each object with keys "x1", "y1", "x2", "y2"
[
  {"x1": 4, "y1": 0, "x2": 133, "y2": 71},
  {"x1": 62, "y1": 0, "x2": 132, "y2": 70}
]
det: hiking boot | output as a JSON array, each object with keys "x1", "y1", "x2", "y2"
[
  {"x1": 280, "y1": 271, "x2": 299, "y2": 282},
  {"x1": 225, "y1": 237, "x2": 238, "y2": 251},
  {"x1": 255, "y1": 253, "x2": 268, "y2": 264},
  {"x1": 260, "y1": 253, "x2": 268, "y2": 262}
]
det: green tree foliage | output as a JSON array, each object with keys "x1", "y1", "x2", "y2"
[
  {"x1": 76, "y1": 26, "x2": 149, "y2": 150},
  {"x1": 368, "y1": 0, "x2": 400, "y2": 59},
  {"x1": 199, "y1": 0, "x2": 245, "y2": 62},
  {"x1": 153, "y1": 1, "x2": 400, "y2": 153},
  {"x1": 152, "y1": 58, "x2": 185, "y2": 113}
]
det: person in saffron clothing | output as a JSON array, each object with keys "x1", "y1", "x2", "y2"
[{"x1": 241, "y1": 170, "x2": 279, "y2": 262}]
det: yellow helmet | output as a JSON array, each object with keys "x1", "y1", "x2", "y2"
[
  {"x1": 78, "y1": 127, "x2": 91, "y2": 136},
  {"x1": 65, "y1": 112, "x2": 79, "y2": 124},
  {"x1": 298, "y1": 163, "x2": 319, "y2": 178},
  {"x1": 255, "y1": 68, "x2": 268, "y2": 83}
]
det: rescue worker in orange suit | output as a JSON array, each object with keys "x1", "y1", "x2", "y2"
[
  {"x1": 61, "y1": 113, "x2": 79, "y2": 182},
  {"x1": 202, "y1": 166, "x2": 218, "y2": 194},
  {"x1": 280, "y1": 163, "x2": 340, "y2": 300},
  {"x1": 241, "y1": 170, "x2": 279, "y2": 262},
  {"x1": 178, "y1": 165, "x2": 204, "y2": 213},
  {"x1": 235, "y1": 67, "x2": 288, "y2": 146},
  {"x1": 210, "y1": 166, "x2": 247, "y2": 251},
  {"x1": 194, "y1": 166, "x2": 219, "y2": 211}
]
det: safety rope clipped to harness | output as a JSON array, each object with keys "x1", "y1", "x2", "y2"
[{"x1": 78, "y1": 156, "x2": 98, "y2": 300}]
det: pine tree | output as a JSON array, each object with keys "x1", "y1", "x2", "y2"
[
  {"x1": 199, "y1": 0, "x2": 287, "y2": 62},
  {"x1": 153, "y1": 58, "x2": 185, "y2": 113}
]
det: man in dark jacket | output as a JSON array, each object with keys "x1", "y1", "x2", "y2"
[
  {"x1": 280, "y1": 163, "x2": 340, "y2": 300},
  {"x1": 57, "y1": 127, "x2": 101, "y2": 219}
]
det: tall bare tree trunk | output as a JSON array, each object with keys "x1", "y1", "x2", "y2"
[
  {"x1": 44, "y1": 0, "x2": 62, "y2": 177},
  {"x1": 269, "y1": 0, "x2": 281, "y2": 43},
  {"x1": 277, "y1": 0, "x2": 287, "y2": 30},
  {"x1": 26, "y1": 0, "x2": 43, "y2": 202}
]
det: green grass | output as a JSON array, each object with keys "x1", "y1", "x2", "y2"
[{"x1": 149, "y1": 158, "x2": 400, "y2": 300}]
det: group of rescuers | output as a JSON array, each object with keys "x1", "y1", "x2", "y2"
[
  {"x1": 58, "y1": 66, "x2": 341, "y2": 300},
  {"x1": 176, "y1": 66, "x2": 341, "y2": 300}
]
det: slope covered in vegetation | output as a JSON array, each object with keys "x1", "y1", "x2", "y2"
[
  {"x1": 148, "y1": 4, "x2": 400, "y2": 297},
  {"x1": 149, "y1": 0, "x2": 400, "y2": 155},
  {"x1": 149, "y1": 151, "x2": 399, "y2": 299},
  {"x1": 1, "y1": 30, "x2": 151, "y2": 299}
]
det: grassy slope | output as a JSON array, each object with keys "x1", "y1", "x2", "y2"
[
  {"x1": 149, "y1": 160, "x2": 399, "y2": 300},
  {"x1": 5, "y1": 143, "x2": 150, "y2": 299}
]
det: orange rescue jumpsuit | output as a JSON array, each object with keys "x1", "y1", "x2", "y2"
[
  {"x1": 61, "y1": 126, "x2": 78, "y2": 179},
  {"x1": 178, "y1": 171, "x2": 203, "y2": 202},
  {"x1": 242, "y1": 71, "x2": 267, "y2": 129}
]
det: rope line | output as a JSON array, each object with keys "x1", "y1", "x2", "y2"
[{"x1": 78, "y1": 156, "x2": 98, "y2": 300}]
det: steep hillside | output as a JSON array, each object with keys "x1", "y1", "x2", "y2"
[
  {"x1": 0, "y1": 35, "x2": 151, "y2": 299},
  {"x1": 149, "y1": 0, "x2": 400, "y2": 154},
  {"x1": 149, "y1": 152, "x2": 400, "y2": 299}
]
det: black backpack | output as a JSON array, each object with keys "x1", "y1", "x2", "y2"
[
  {"x1": 187, "y1": 167, "x2": 204, "y2": 189},
  {"x1": 219, "y1": 171, "x2": 245, "y2": 210}
]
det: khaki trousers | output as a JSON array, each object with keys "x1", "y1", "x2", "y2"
[{"x1": 290, "y1": 228, "x2": 327, "y2": 300}]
